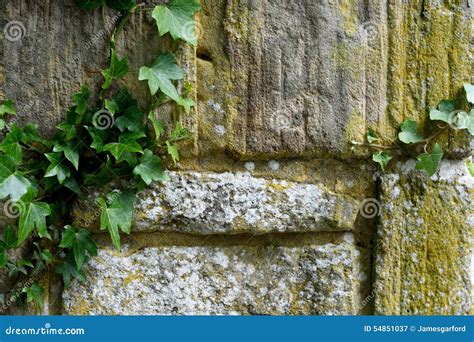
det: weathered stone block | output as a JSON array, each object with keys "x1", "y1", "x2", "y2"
[
  {"x1": 63, "y1": 240, "x2": 364, "y2": 315},
  {"x1": 374, "y1": 160, "x2": 473, "y2": 315},
  {"x1": 196, "y1": 0, "x2": 472, "y2": 159},
  {"x1": 73, "y1": 171, "x2": 360, "y2": 234}
]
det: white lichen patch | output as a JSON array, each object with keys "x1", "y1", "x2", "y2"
[
  {"x1": 63, "y1": 243, "x2": 357, "y2": 315},
  {"x1": 131, "y1": 171, "x2": 360, "y2": 234}
]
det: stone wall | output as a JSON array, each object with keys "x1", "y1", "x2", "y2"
[{"x1": 0, "y1": 0, "x2": 472, "y2": 315}]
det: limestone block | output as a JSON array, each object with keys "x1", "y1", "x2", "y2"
[
  {"x1": 63, "y1": 240, "x2": 364, "y2": 315},
  {"x1": 73, "y1": 171, "x2": 360, "y2": 234},
  {"x1": 374, "y1": 160, "x2": 473, "y2": 315},
  {"x1": 197, "y1": 0, "x2": 472, "y2": 159}
]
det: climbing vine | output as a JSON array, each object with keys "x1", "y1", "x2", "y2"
[
  {"x1": 0, "y1": 0, "x2": 200, "y2": 310},
  {"x1": 353, "y1": 83, "x2": 474, "y2": 176}
]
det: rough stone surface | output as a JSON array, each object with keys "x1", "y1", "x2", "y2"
[
  {"x1": 197, "y1": 0, "x2": 472, "y2": 159},
  {"x1": 375, "y1": 160, "x2": 473, "y2": 315},
  {"x1": 73, "y1": 171, "x2": 360, "y2": 234},
  {"x1": 63, "y1": 241, "x2": 362, "y2": 315}
]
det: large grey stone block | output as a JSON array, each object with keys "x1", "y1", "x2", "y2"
[
  {"x1": 63, "y1": 240, "x2": 364, "y2": 315},
  {"x1": 73, "y1": 171, "x2": 360, "y2": 234}
]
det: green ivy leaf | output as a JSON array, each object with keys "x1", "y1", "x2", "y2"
[
  {"x1": 73, "y1": 86, "x2": 90, "y2": 115},
  {"x1": 98, "y1": 191, "x2": 136, "y2": 250},
  {"x1": 0, "y1": 99, "x2": 17, "y2": 116},
  {"x1": 0, "y1": 124, "x2": 23, "y2": 162},
  {"x1": 86, "y1": 126, "x2": 109, "y2": 153},
  {"x1": 166, "y1": 140, "x2": 179, "y2": 164},
  {"x1": 416, "y1": 143, "x2": 443, "y2": 176},
  {"x1": 467, "y1": 160, "x2": 474, "y2": 177},
  {"x1": 138, "y1": 53, "x2": 185, "y2": 101},
  {"x1": 74, "y1": 0, "x2": 104, "y2": 10},
  {"x1": 367, "y1": 129, "x2": 378, "y2": 143},
  {"x1": 438, "y1": 100, "x2": 455, "y2": 113},
  {"x1": 429, "y1": 109, "x2": 452, "y2": 124},
  {"x1": 53, "y1": 141, "x2": 80, "y2": 170},
  {"x1": 105, "y1": 99, "x2": 119, "y2": 115},
  {"x1": 152, "y1": 0, "x2": 201, "y2": 46},
  {"x1": 4, "y1": 225, "x2": 17, "y2": 249},
  {"x1": 0, "y1": 155, "x2": 33, "y2": 202},
  {"x1": 59, "y1": 225, "x2": 97, "y2": 270},
  {"x1": 170, "y1": 121, "x2": 188, "y2": 140},
  {"x1": 133, "y1": 149, "x2": 169, "y2": 185},
  {"x1": 398, "y1": 120, "x2": 424, "y2": 144},
  {"x1": 18, "y1": 202, "x2": 51, "y2": 244},
  {"x1": 468, "y1": 109, "x2": 474, "y2": 135},
  {"x1": 148, "y1": 112, "x2": 165, "y2": 140},
  {"x1": 56, "y1": 254, "x2": 86, "y2": 288},
  {"x1": 464, "y1": 83, "x2": 474, "y2": 104},
  {"x1": 24, "y1": 282, "x2": 44, "y2": 308},
  {"x1": 44, "y1": 152, "x2": 71, "y2": 184},
  {"x1": 103, "y1": 131, "x2": 145, "y2": 160},
  {"x1": 177, "y1": 97, "x2": 195, "y2": 113},
  {"x1": 372, "y1": 151, "x2": 392, "y2": 171},
  {"x1": 115, "y1": 105, "x2": 144, "y2": 132},
  {"x1": 102, "y1": 49, "x2": 129, "y2": 90}
]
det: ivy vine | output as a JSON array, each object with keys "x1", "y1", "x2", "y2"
[
  {"x1": 0, "y1": 0, "x2": 201, "y2": 310},
  {"x1": 353, "y1": 83, "x2": 474, "y2": 176}
]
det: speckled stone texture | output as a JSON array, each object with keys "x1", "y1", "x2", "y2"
[
  {"x1": 63, "y1": 242, "x2": 362, "y2": 315},
  {"x1": 73, "y1": 171, "x2": 360, "y2": 234},
  {"x1": 375, "y1": 160, "x2": 473, "y2": 315}
]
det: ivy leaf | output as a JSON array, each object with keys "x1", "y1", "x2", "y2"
[
  {"x1": 24, "y1": 282, "x2": 44, "y2": 308},
  {"x1": 416, "y1": 143, "x2": 443, "y2": 176},
  {"x1": 0, "y1": 99, "x2": 17, "y2": 116},
  {"x1": 115, "y1": 105, "x2": 145, "y2": 132},
  {"x1": 138, "y1": 53, "x2": 185, "y2": 101},
  {"x1": 86, "y1": 126, "x2": 109, "y2": 153},
  {"x1": 0, "y1": 124, "x2": 23, "y2": 162},
  {"x1": 166, "y1": 140, "x2": 179, "y2": 164},
  {"x1": 74, "y1": 0, "x2": 104, "y2": 10},
  {"x1": 105, "y1": 0, "x2": 136, "y2": 11},
  {"x1": 64, "y1": 177, "x2": 81, "y2": 195},
  {"x1": 98, "y1": 191, "x2": 136, "y2": 250},
  {"x1": 152, "y1": 0, "x2": 201, "y2": 46},
  {"x1": 133, "y1": 149, "x2": 169, "y2": 185},
  {"x1": 17, "y1": 202, "x2": 51, "y2": 244},
  {"x1": 429, "y1": 109, "x2": 452, "y2": 124},
  {"x1": 103, "y1": 131, "x2": 145, "y2": 160},
  {"x1": 177, "y1": 97, "x2": 195, "y2": 113},
  {"x1": 438, "y1": 100, "x2": 455, "y2": 113},
  {"x1": 4, "y1": 225, "x2": 17, "y2": 249},
  {"x1": 467, "y1": 160, "x2": 474, "y2": 177},
  {"x1": 102, "y1": 49, "x2": 129, "y2": 90},
  {"x1": 464, "y1": 83, "x2": 474, "y2": 104},
  {"x1": 372, "y1": 151, "x2": 392, "y2": 171},
  {"x1": 170, "y1": 121, "x2": 188, "y2": 140},
  {"x1": 398, "y1": 120, "x2": 424, "y2": 144},
  {"x1": 53, "y1": 142, "x2": 80, "y2": 170},
  {"x1": 468, "y1": 109, "x2": 474, "y2": 135},
  {"x1": 56, "y1": 254, "x2": 86, "y2": 288},
  {"x1": 0, "y1": 155, "x2": 33, "y2": 202},
  {"x1": 148, "y1": 112, "x2": 165, "y2": 140},
  {"x1": 367, "y1": 129, "x2": 378, "y2": 143},
  {"x1": 73, "y1": 86, "x2": 90, "y2": 115},
  {"x1": 44, "y1": 152, "x2": 71, "y2": 184},
  {"x1": 105, "y1": 99, "x2": 119, "y2": 115},
  {"x1": 59, "y1": 225, "x2": 97, "y2": 270}
]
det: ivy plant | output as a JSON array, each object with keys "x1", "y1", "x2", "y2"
[
  {"x1": 0, "y1": 0, "x2": 200, "y2": 311},
  {"x1": 354, "y1": 83, "x2": 474, "y2": 176}
]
